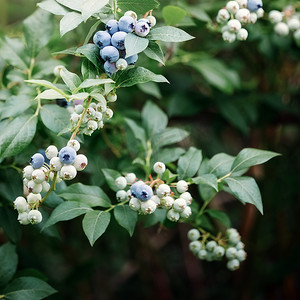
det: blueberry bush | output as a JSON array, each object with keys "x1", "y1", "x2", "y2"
[{"x1": 0, "y1": 0, "x2": 299, "y2": 299}]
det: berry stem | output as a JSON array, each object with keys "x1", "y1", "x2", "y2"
[
  {"x1": 40, "y1": 171, "x2": 58, "y2": 204},
  {"x1": 217, "y1": 171, "x2": 232, "y2": 183},
  {"x1": 27, "y1": 57, "x2": 35, "y2": 80},
  {"x1": 34, "y1": 98, "x2": 42, "y2": 117},
  {"x1": 105, "y1": 199, "x2": 129, "y2": 212}
]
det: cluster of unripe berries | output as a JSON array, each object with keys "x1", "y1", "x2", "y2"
[
  {"x1": 13, "y1": 140, "x2": 87, "y2": 225},
  {"x1": 188, "y1": 228, "x2": 247, "y2": 271},
  {"x1": 269, "y1": 6, "x2": 300, "y2": 43},
  {"x1": 70, "y1": 92, "x2": 116, "y2": 135},
  {"x1": 93, "y1": 11, "x2": 156, "y2": 76},
  {"x1": 114, "y1": 162, "x2": 193, "y2": 221},
  {"x1": 217, "y1": 0, "x2": 264, "y2": 43}
]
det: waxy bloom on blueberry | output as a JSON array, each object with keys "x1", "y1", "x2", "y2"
[
  {"x1": 30, "y1": 153, "x2": 45, "y2": 169},
  {"x1": 93, "y1": 30, "x2": 111, "y2": 49},
  {"x1": 59, "y1": 147, "x2": 76, "y2": 165}
]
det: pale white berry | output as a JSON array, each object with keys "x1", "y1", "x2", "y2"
[
  {"x1": 53, "y1": 65, "x2": 64, "y2": 77},
  {"x1": 98, "y1": 121, "x2": 104, "y2": 129},
  {"x1": 274, "y1": 22, "x2": 289, "y2": 36},
  {"x1": 222, "y1": 25, "x2": 229, "y2": 33},
  {"x1": 173, "y1": 198, "x2": 187, "y2": 212},
  {"x1": 214, "y1": 246, "x2": 225, "y2": 257},
  {"x1": 124, "y1": 10, "x2": 137, "y2": 20},
  {"x1": 70, "y1": 113, "x2": 80, "y2": 123},
  {"x1": 226, "y1": 1, "x2": 240, "y2": 14},
  {"x1": 107, "y1": 92, "x2": 117, "y2": 102},
  {"x1": 27, "y1": 180, "x2": 42, "y2": 194},
  {"x1": 73, "y1": 154, "x2": 88, "y2": 171},
  {"x1": 116, "y1": 190, "x2": 128, "y2": 202},
  {"x1": 23, "y1": 178, "x2": 29, "y2": 186},
  {"x1": 129, "y1": 197, "x2": 141, "y2": 211},
  {"x1": 236, "y1": 241, "x2": 245, "y2": 250},
  {"x1": 176, "y1": 180, "x2": 188, "y2": 193},
  {"x1": 180, "y1": 192, "x2": 192, "y2": 205},
  {"x1": 18, "y1": 212, "x2": 30, "y2": 225},
  {"x1": 187, "y1": 229, "x2": 200, "y2": 241},
  {"x1": 153, "y1": 162, "x2": 166, "y2": 174},
  {"x1": 235, "y1": 8, "x2": 250, "y2": 23},
  {"x1": 116, "y1": 59, "x2": 128, "y2": 71},
  {"x1": 269, "y1": 10, "x2": 283, "y2": 24},
  {"x1": 249, "y1": 12, "x2": 258, "y2": 24},
  {"x1": 161, "y1": 196, "x2": 174, "y2": 209},
  {"x1": 87, "y1": 120, "x2": 98, "y2": 131},
  {"x1": 227, "y1": 19, "x2": 242, "y2": 32},
  {"x1": 189, "y1": 240, "x2": 202, "y2": 253},
  {"x1": 198, "y1": 249, "x2": 207, "y2": 260},
  {"x1": 86, "y1": 107, "x2": 95, "y2": 117},
  {"x1": 96, "y1": 102, "x2": 107, "y2": 113},
  {"x1": 256, "y1": 8, "x2": 264, "y2": 18},
  {"x1": 287, "y1": 18, "x2": 300, "y2": 31},
  {"x1": 125, "y1": 173, "x2": 136, "y2": 184},
  {"x1": 236, "y1": 249, "x2": 247, "y2": 261},
  {"x1": 140, "y1": 200, "x2": 157, "y2": 214},
  {"x1": 13, "y1": 196, "x2": 29, "y2": 213},
  {"x1": 227, "y1": 259, "x2": 240, "y2": 271},
  {"x1": 115, "y1": 176, "x2": 127, "y2": 190},
  {"x1": 42, "y1": 181, "x2": 51, "y2": 193},
  {"x1": 237, "y1": 28, "x2": 248, "y2": 40},
  {"x1": 226, "y1": 247, "x2": 238, "y2": 259},
  {"x1": 94, "y1": 111, "x2": 103, "y2": 122},
  {"x1": 167, "y1": 208, "x2": 180, "y2": 222},
  {"x1": 294, "y1": 29, "x2": 300, "y2": 40},
  {"x1": 60, "y1": 165, "x2": 77, "y2": 180},
  {"x1": 217, "y1": 9, "x2": 230, "y2": 23},
  {"x1": 236, "y1": 0, "x2": 247, "y2": 8},
  {"x1": 67, "y1": 140, "x2": 80, "y2": 151},
  {"x1": 206, "y1": 240, "x2": 217, "y2": 251},
  {"x1": 156, "y1": 184, "x2": 171, "y2": 198},
  {"x1": 50, "y1": 157, "x2": 62, "y2": 171},
  {"x1": 105, "y1": 108, "x2": 113, "y2": 119},
  {"x1": 146, "y1": 15, "x2": 156, "y2": 27},
  {"x1": 75, "y1": 104, "x2": 84, "y2": 114},
  {"x1": 27, "y1": 193, "x2": 41, "y2": 205},
  {"x1": 31, "y1": 169, "x2": 46, "y2": 184},
  {"x1": 222, "y1": 31, "x2": 236, "y2": 43},
  {"x1": 45, "y1": 145, "x2": 58, "y2": 160},
  {"x1": 180, "y1": 206, "x2": 192, "y2": 218},
  {"x1": 23, "y1": 165, "x2": 34, "y2": 180},
  {"x1": 28, "y1": 210, "x2": 43, "y2": 224},
  {"x1": 149, "y1": 195, "x2": 160, "y2": 206}
]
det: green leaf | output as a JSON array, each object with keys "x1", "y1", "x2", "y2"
[
  {"x1": 38, "y1": 0, "x2": 68, "y2": 15},
  {"x1": 177, "y1": 147, "x2": 202, "y2": 180},
  {"x1": 82, "y1": 0, "x2": 109, "y2": 21},
  {"x1": 205, "y1": 209, "x2": 231, "y2": 227},
  {"x1": 60, "y1": 12, "x2": 83, "y2": 36},
  {"x1": 137, "y1": 82, "x2": 161, "y2": 98},
  {"x1": 143, "y1": 41, "x2": 165, "y2": 65},
  {"x1": 117, "y1": 0, "x2": 159, "y2": 14},
  {"x1": 76, "y1": 44, "x2": 102, "y2": 69},
  {"x1": 124, "y1": 33, "x2": 149, "y2": 58},
  {"x1": 0, "y1": 243, "x2": 18, "y2": 287},
  {"x1": 59, "y1": 67, "x2": 81, "y2": 92},
  {"x1": 147, "y1": 26, "x2": 194, "y2": 42},
  {"x1": 124, "y1": 118, "x2": 147, "y2": 150},
  {"x1": 208, "y1": 153, "x2": 235, "y2": 177},
  {"x1": 0, "y1": 114, "x2": 37, "y2": 159},
  {"x1": 1, "y1": 95, "x2": 32, "y2": 120},
  {"x1": 142, "y1": 101, "x2": 168, "y2": 137},
  {"x1": 69, "y1": 92, "x2": 90, "y2": 100},
  {"x1": 56, "y1": 0, "x2": 82, "y2": 11},
  {"x1": 57, "y1": 183, "x2": 111, "y2": 207},
  {"x1": 142, "y1": 208, "x2": 167, "y2": 227},
  {"x1": 0, "y1": 208, "x2": 21, "y2": 243},
  {"x1": 231, "y1": 148, "x2": 281, "y2": 173},
  {"x1": 36, "y1": 89, "x2": 67, "y2": 100},
  {"x1": 116, "y1": 67, "x2": 169, "y2": 88},
  {"x1": 224, "y1": 176, "x2": 263, "y2": 214},
  {"x1": 3, "y1": 276, "x2": 57, "y2": 300},
  {"x1": 84, "y1": 20, "x2": 102, "y2": 45},
  {"x1": 79, "y1": 78, "x2": 114, "y2": 89},
  {"x1": 40, "y1": 104, "x2": 70, "y2": 133},
  {"x1": 151, "y1": 147, "x2": 185, "y2": 165},
  {"x1": 23, "y1": 9, "x2": 54, "y2": 58},
  {"x1": 192, "y1": 174, "x2": 218, "y2": 191},
  {"x1": 189, "y1": 6, "x2": 211, "y2": 22},
  {"x1": 152, "y1": 128, "x2": 189, "y2": 150},
  {"x1": 101, "y1": 168, "x2": 122, "y2": 192},
  {"x1": 82, "y1": 210, "x2": 111, "y2": 246},
  {"x1": 114, "y1": 206, "x2": 137, "y2": 236},
  {"x1": 162, "y1": 5, "x2": 187, "y2": 26},
  {"x1": 25, "y1": 80, "x2": 68, "y2": 97},
  {"x1": 43, "y1": 201, "x2": 93, "y2": 228}
]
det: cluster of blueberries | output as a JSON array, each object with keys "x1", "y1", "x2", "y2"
[
  {"x1": 216, "y1": 0, "x2": 264, "y2": 43},
  {"x1": 70, "y1": 91, "x2": 116, "y2": 135},
  {"x1": 13, "y1": 140, "x2": 87, "y2": 225},
  {"x1": 269, "y1": 6, "x2": 300, "y2": 42},
  {"x1": 113, "y1": 162, "x2": 193, "y2": 221},
  {"x1": 188, "y1": 228, "x2": 247, "y2": 271},
  {"x1": 93, "y1": 11, "x2": 156, "y2": 75}
]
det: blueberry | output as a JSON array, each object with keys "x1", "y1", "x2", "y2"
[
  {"x1": 106, "y1": 19, "x2": 119, "y2": 35},
  {"x1": 93, "y1": 30, "x2": 111, "y2": 49},
  {"x1": 135, "y1": 21, "x2": 150, "y2": 37},
  {"x1": 56, "y1": 98, "x2": 69, "y2": 108},
  {"x1": 118, "y1": 16, "x2": 135, "y2": 33},
  {"x1": 58, "y1": 146, "x2": 76, "y2": 165},
  {"x1": 30, "y1": 153, "x2": 45, "y2": 169},
  {"x1": 247, "y1": 0, "x2": 263, "y2": 11},
  {"x1": 38, "y1": 149, "x2": 50, "y2": 164},
  {"x1": 101, "y1": 46, "x2": 119, "y2": 63},
  {"x1": 125, "y1": 54, "x2": 138, "y2": 65},
  {"x1": 136, "y1": 184, "x2": 153, "y2": 202},
  {"x1": 137, "y1": 18, "x2": 151, "y2": 28},
  {"x1": 130, "y1": 181, "x2": 144, "y2": 197},
  {"x1": 104, "y1": 61, "x2": 118, "y2": 76},
  {"x1": 111, "y1": 31, "x2": 127, "y2": 50}
]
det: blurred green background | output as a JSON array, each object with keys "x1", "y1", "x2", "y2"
[{"x1": 0, "y1": 0, "x2": 299, "y2": 299}]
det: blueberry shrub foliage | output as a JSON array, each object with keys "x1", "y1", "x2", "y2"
[{"x1": 2, "y1": 0, "x2": 298, "y2": 298}]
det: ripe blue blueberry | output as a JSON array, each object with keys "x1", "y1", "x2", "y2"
[
  {"x1": 130, "y1": 181, "x2": 144, "y2": 198},
  {"x1": 247, "y1": 0, "x2": 263, "y2": 11},
  {"x1": 135, "y1": 21, "x2": 150, "y2": 37},
  {"x1": 58, "y1": 146, "x2": 76, "y2": 165},
  {"x1": 136, "y1": 184, "x2": 153, "y2": 201},
  {"x1": 38, "y1": 149, "x2": 50, "y2": 164},
  {"x1": 101, "y1": 46, "x2": 119, "y2": 63},
  {"x1": 30, "y1": 153, "x2": 45, "y2": 169},
  {"x1": 104, "y1": 61, "x2": 118, "y2": 76},
  {"x1": 125, "y1": 54, "x2": 138, "y2": 65},
  {"x1": 56, "y1": 98, "x2": 69, "y2": 108},
  {"x1": 111, "y1": 31, "x2": 127, "y2": 50},
  {"x1": 118, "y1": 16, "x2": 135, "y2": 33},
  {"x1": 93, "y1": 31, "x2": 111, "y2": 49},
  {"x1": 106, "y1": 19, "x2": 119, "y2": 35}
]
